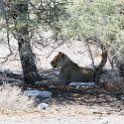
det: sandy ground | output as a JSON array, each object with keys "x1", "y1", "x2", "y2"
[
  {"x1": 0, "y1": 115, "x2": 124, "y2": 124},
  {"x1": 0, "y1": 34, "x2": 123, "y2": 124},
  {"x1": 0, "y1": 105, "x2": 123, "y2": 124},
  {"x1": 0, "y1": 89, "x2": 123, "y2": 124}
]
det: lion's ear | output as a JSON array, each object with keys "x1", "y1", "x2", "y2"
[
  {"x1": 61, "y1": 53, "x2": 65, "y2": 59},
  {"x1": 58, "y1": 52, "x2": 65, "y2": 58},
  {"x1": 59, "y1": 51, "x2": 63, "y2": 54}
]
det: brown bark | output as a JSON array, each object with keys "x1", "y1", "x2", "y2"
[
  {"x1": 85, "y1": 37, "x2": 108, "y2": 84},
  {"x1": 12, "y1": 1, "x2": 41, "y2": 85},
  {"x1": 18, "y1": 33, "x2": 41, "y2": 85},
  {"x1": 94, "y1": 44, "x2": 107, "y2": 84}
]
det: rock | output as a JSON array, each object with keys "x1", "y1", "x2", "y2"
[
  {"x1": 69, "y1": 82, "x2": 96, "y2": 87},
  {"x1": 121, "y1": 96, "x2": 124, "y2": 100},
  {"x1": 24, "y1": 90, "x2": 52, "y2": 98},
  {"x1": 37, "y1": 103, "x2": 49, "y2": 110}
]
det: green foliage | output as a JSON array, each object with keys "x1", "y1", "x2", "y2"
[
  {"x1": 36, "y1": 0, "x2": 68, "y2": 32},
  {"x1": 61, "y1": 0, "x2": 124, "y2": 46},
  {"x1": 1, "y1": 0, "x2": 124, "y2": 48},
  {"x1": 0, "y1": 0, "x2": 68, "y2": 33}
]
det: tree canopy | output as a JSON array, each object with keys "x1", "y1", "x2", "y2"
[
  {"x1": 61, "y1": 0, "x2": 124, "y2": 47},
  {"x1": 0, "y1": 0, "x2": 67, "y2": 34}
]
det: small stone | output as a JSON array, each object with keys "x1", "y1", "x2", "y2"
[
  {"x1": 69, "y1": 82, "x2": 96, "y2": 87},
  {"x1": 37, "y1": 103, "x2": 49, "y2": 110},
  {"x1": 24, "y1": 90, "x2": 52, "y2": 98}
]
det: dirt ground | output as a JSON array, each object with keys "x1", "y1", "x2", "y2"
[
  {"x1": 0, "y1": 85, "x2": 123, "y2": 124},
  {"x1": 0, "y1": 96, "x2": 123, "y2": 124},
  {"x1": 0, "y1": 114, "x2": 124, "y2": 124},
  {"x1": 0, "y1": 39, "x2": 123, "y2": 124}
]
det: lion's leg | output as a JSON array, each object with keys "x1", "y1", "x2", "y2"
[{"x1": 59, "y1": 72, "x2": 70, "y2": 85}]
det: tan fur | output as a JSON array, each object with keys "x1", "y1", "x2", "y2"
[{"x1": 51, "y1": 52, "x2": 94, "y2": 85}]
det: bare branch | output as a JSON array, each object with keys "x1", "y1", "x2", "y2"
[
  {"x1": 0, "y1": 51, "x2": 13, "y2": 64},
  {"x1": 85, "y1": 41, "x2": 95, "y2": 70}
]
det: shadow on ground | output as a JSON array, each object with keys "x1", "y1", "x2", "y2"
[
  {"x1": 38, "y1": 68, "x2": 124, "y2": 112},
  {"x1": 0, "y1": 68, "x2": 123, "y2": 113}
]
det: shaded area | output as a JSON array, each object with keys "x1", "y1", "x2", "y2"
[
  {"x1": 0, "y1": 68, "x2": 123, "y2": 116},
  {"x1": 0, "y1": 70, "x2": 23, "y2": 84}
]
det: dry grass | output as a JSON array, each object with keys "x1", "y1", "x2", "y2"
[
  {"x1": 100, "y1": 70, "x2": 124, "y2": 93},
  {"x1": 104, "y1": 79, "x2": 124, "y2": 94},
  {"x1": 0, "y1": 84, "x2": 36, "y2": 115}
]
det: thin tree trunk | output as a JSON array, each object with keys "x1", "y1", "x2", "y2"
[
  {"x1": 94, "y1": 41, "x2": 108, "y2": 84},
  {"x1": 94, "y1": 47, "x2": 107, "y2": 83},
  {"x1": 85, "y1": 37, "x2": 108, "y2": 84}
]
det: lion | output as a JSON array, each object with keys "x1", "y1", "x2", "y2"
[{"x1": 51, "y1": 52, "x2": 96, "y2": 85}]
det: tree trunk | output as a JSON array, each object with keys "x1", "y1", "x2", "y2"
[
  {"x1": 94, "y1": 47, "x2": 107, "y2": 84},
  {"x1": 85, "y1": 37, "x2": 108, "y2": 84},
  {"x1": 94, "y1": 41, "x2": 108, "y2": 84},
  {"x1": 18, "y1": 31, "x2": 41, "y2": 85},
  {"x1": 12, "y1": 1, "x2": 41, "y2": 85}
]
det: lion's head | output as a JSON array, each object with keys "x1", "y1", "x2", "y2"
[{"x1": 51, "y1": 52, "x2": 70, "y2": 68}]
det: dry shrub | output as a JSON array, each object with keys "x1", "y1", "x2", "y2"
[
  {"x1": 0, "y1": 84, "x2": 36, "y2": 115},
  {"x1": 105, "y1": 79, "x2": 124, "y2": 94},
  {"x1": 100, "y1": 70, "x2": 124, "y2": 93}
]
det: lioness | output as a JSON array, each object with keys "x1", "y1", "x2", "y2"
[{"x1": 51, "y1": 52, "x2": 95, "y2": 85}]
